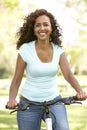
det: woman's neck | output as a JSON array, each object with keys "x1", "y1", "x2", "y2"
[{"x1": 35, "y1": 40, "x2": 51, "y2": 50}]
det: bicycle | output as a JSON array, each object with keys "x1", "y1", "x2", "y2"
[{"x1": 6, "y1": 95, "x2": 82, "y2": 130}]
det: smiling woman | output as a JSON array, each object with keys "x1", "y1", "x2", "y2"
[
  {"x1": 34, "y1": 15, "x2": 52, "y2": 41},
  {"x1": 6, "y1": 9, "x2": 87, "y2": 130},
  {"x1": 16, "y1": 9, "x2": 62, "y2": 49},
  {"x1": 34, "y1": 15, "x2": 53, "y2": 62}
]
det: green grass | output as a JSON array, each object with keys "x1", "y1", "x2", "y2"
[
  {"x1": 67, "y1": 105, "x2": 87, "y2": 130},
  {"x1": 0, "y1": 105, "x2": 87, "y2": 130},
  {"x1": 0, "y1": 110, "x2": 17, "y2": 130}
]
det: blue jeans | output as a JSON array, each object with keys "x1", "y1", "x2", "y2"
[{"x1": 17, "y1": 96, "x2": 70, "y2": 130}]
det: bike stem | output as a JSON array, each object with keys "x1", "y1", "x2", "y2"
[
  {"x1": 43, "y1": 102, "x2": 52, "y2": 130},
  {"x1": 43, "y1": 101, "x2": 50, "y2": 118}
]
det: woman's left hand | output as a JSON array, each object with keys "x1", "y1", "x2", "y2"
[{"x1": 76, "y1": 90, "x2": 87, "y2": 101}]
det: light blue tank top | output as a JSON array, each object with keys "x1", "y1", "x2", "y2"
[{"x1": 18, "y1": 41, "x2": 64, "y2": 102}]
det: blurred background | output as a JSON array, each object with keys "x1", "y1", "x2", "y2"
[
  {"x1": 0, "y1": 0, "x2": 87, "y2": 78},
  {"x1": 0, "y1": 0, "x2": 87, "y2": 130}
]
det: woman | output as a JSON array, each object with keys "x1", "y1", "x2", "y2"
[{"x1": 6, "y1": 9, "x2": 87, "y2": 130}]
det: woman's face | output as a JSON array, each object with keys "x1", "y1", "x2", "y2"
[{"x1": 34, "y1": 15, "x2": 52, "y2": 41}]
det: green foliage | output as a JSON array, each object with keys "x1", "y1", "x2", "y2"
[
  {"x1": 66, "y1": 46, "x2": 82, "y2": 65},
  {"x1": 84, "y1": 0, "x2": 87, "y2": 4},
  {"x1": 3, "y1": 0, "x2": 20, "y2": 9},
  {"x1": 79, "y1": 30, "x2": 87, "y2": 44},
  {"x1": 65, "y1": 45, "x2": 87, "y2": 75},
  {"x1": 0, "y1": 0, "x2": 21, "y2": 78},
  {"x1": 65, "y1": 0, "x2": 87, "y2": 7}
]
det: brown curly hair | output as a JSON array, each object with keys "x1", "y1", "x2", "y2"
[{"x1": 16, "y1": 9, "x2": 62, "y2": 49}]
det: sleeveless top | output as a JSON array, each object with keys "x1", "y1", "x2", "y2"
[{"x1": 18, "y1": 40, "x2": 64, "y2": 102}]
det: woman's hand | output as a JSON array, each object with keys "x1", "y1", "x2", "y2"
[
  {"x1": 6, "y1": 100, "x2": 18, "y2": 109},
  {"x1": 76, "y1": 90, "x2": 87, "y2": 101}
]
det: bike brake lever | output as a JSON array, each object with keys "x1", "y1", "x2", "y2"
[
  {"x1": 70, "y1": 100, "x2": 82, "y2": 104},
  {"x1": 10, "y1": 109, "x2": 18, "y2": 114},
  {"x1": 5, "y1": 104, "x2": 19, "y2": 114},
  {"x1": 10, "y1": 103, "x2": 30, "y2": 114},
  {"x1": 62, "y1": 96, "x2": 82, "y2": 105},
  {"x1": 69, "y1": 96, "x2": 82, "y2": 104}
]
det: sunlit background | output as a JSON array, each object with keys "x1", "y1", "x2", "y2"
[
  {"x1": 19, "y1": 0, "x2": 80, "y2": 44},
  {"x1": 0, "y1": 1, "x2": 87, "y2": 130},
  {"x1": 0, "y1": 0, "x2": 87, "y2": 77}
]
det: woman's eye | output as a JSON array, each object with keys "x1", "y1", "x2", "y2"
[
  {"x1": 44, "y1": 23, "x2": 49, "y2": 26},
  {"x1": 44, "y1": 24, "x2": 48, "y2": 27},
  {"x1": 35, "y1": 24, "x2": 40, "y2": 27},
  {"x1": 35, "y1": 23, "x2": 49, "y2": 28}
]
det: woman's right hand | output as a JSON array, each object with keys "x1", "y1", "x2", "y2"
[{"x1": 6, "y1": 100, "x2": 18, "y2": 109}]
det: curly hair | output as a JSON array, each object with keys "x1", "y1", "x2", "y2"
[{"x1": 16, "y1": 9, "x2": 62, "y2": 49}]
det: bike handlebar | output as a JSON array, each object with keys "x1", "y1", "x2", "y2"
[{"x1": 6, "y1": 95, "x2": 82, "y2": 114}]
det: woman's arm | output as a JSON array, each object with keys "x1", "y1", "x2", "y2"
[
  {"x1": 7, "y1": 54, "x2": 26, "y2": 109},
  {"x1": 59, "y1": 52, "x2": 87, "y2": 100}
]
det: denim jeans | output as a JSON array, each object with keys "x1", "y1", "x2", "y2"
[{"x1": 17, "y1": 96, "x2": 70, "y2": 130}]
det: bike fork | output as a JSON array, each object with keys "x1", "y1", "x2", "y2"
[{"x1": 45, "y1": 117, "x2": 52, "y2": 130}]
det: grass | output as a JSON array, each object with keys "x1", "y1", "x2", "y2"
[
  {"x1": 0, "y1": 110, "x2": 17, "y2": 130},
  {"x1": 67, "y1": 105, "x2": 87, "y2": 130},
  {"x1": 0, "y1": 105, "x2": 87, "y2": 130}
]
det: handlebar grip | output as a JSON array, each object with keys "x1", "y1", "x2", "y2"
[
  {"x1": 72, "y1": 96, "x2": 78, "y2": 100},
  {"x1": 5, "y1": 105, "x2": 8, "y2": 109},
  {"x1": 5, "y1": 103, "x2": 19, "y2": 109}
]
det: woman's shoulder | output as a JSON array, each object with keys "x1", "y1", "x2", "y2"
[
  {"x1": 18, "y1": 41, "x2": 35, "y2": 61},
  {"x1": 20, "y1": 41, "x2": 35, "y2": 49},
  {"x1": 52, "y1": 42, "x2": 64, "y2": 55},
  {"x1": 52, "y1": 42, "x2": 63, "y2": 50}
]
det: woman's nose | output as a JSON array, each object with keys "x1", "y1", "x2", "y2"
[{"x1": 40, "y1": 25, "x2": 45, "y2": 30}]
